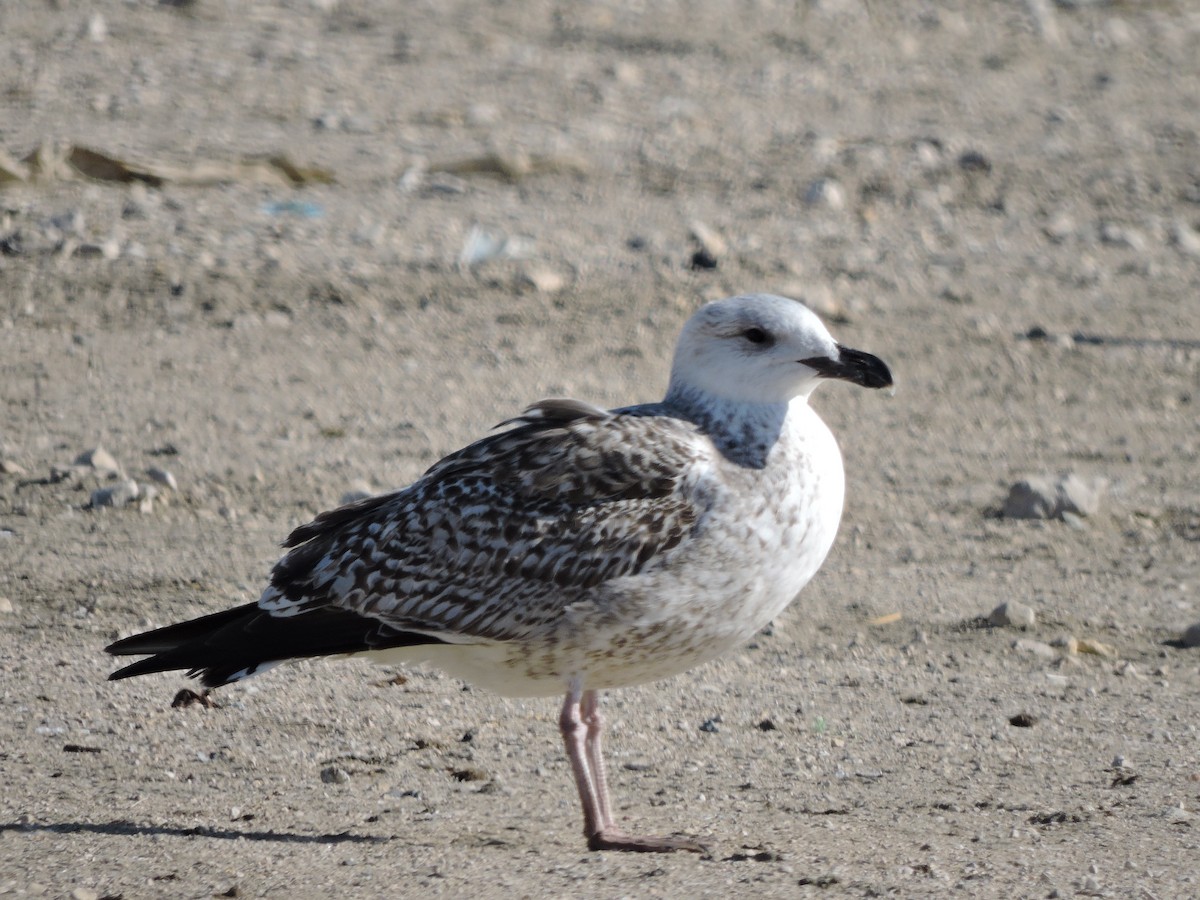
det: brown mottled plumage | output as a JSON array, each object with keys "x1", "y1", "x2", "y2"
[{"x1": 107, "y1": 293, "x2": 892, "y2": 852}]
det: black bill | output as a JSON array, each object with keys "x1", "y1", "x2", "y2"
[{"x1": 800, "y1": 344, "x2": 893, "y2": 389}]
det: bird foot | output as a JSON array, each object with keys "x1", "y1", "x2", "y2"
[
  {"x1": 587, "y1": 828, "x2": 710, "y2": 854},
  {"x1": 171, "y1": 688, "x2": 219, "y2": 709}
]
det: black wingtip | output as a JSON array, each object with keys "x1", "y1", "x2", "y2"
[{"x1": 104, "y1": 601, "x2": 452, "y2": 688}]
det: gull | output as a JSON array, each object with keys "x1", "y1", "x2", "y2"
[{"x1": 106, "y1": 293, "x2": 893, "y2": 852}]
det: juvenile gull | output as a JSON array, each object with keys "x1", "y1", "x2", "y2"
[{"x1": 106, "y1": 293, "x2": 893, "y2": 852}]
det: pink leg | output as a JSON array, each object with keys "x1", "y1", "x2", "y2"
[
  {"x1": 559, "y1": 683, "x2": 709, "y2": 853},
  {"x1": 559, "y1": 682, "x2": 605, "y2": 839},
  {"x1": 580, "y1": 690, "x2": 615, "y2": 829}
]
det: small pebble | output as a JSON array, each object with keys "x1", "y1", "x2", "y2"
[
  {"x1": 1099, "y1": 222, "x2": 1145, "y2": 251},
  {"x1": 1012, "y1": 638, "x2": 1056, "y2": 660},
  {"x1": 1002, "y1": 473, "x2": 1106, "y2": 520},
  {"x1": 137, "y1": 484, "x2": 159, "y2": 514},
  {"x1": 1026, "y1": 0, "x2": 1060, "y2": 45},
  {"x1": 1058, "y1": 473, "x2": 1106, "y2": 517},
  {"x1": 1076, "y1": 638, "x2": 1117, "y2": 658},
  {"x1": 1003, "y1": 477, "x2": 1059, "y2": 519},
  {"x1": 1114, "y1": 661, "x2": 1139, "y2": 678},
  {"x1": 320, "y1": 765, "x2": 350, "y2": 785},
  {"x1": 1052, "y1": 635, "x2": 1080, "y2": 654},
  {"x1": 688, "y1": 220, "x2": 727, "y2": 259},
  {"x1": 989, "y1": 600, "x2": 1036, "y2": 629},
  {"x1": 91, "y1": 479, "x2": 139, "y2": 509},
  {"x1": 146, "y1": 466, "x2": 178, "y2": 491},
  {"x1": 74, "y1": 446, "x2": 121, "y2": 475},
  {"x1": 85, "y1": 13, "x2": 107, "y2": 43},
  {"x1": 910, "y1": 143, "x2": 941, "y2": 174},
  {"x1": 1170, "y1": 220, "x2": 1200, "y2": 257},
  {"x1": 699, "y1": 717, "x2": 721, "y2": 733},
  {"x1": 957, "y1": 150, "x2": 992, "y2": 173},
  {"x1": 803, "y1": 177, "x2": 846, "y2": 211},
  {"x1": 50, "y1": 210, "x2": 85, "y2": 237},
  {"x1": 518, "y1": 267, "x2": 566, "y2": 294},
  {"x1": 1179, "y1": 622, "x2": 1200, "y2": 648},
  {"x1": 1042, "y1": 210, "x2": 1076, "y2": 243}
]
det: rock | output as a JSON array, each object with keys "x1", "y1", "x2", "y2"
[
  {"x1": 803, "y1": 177, "x2": 846, "y2": 211},
  {"x1": 1060, "y1": 511, "x2": 1088, "y2": 531},
  {"x1": 518, "y1": 267, "x2": 566, "y2": 294},
  {"x1": 1012, "y1": 638, "x2": 1056, "y2": 660},
  {"x1": 688, "y1": 220, "x2": 727, "y2": 260},
  {"x1": 1052, "y1": 635, "x2": 1081, "y2": 654},
  {"x1": 1170, "y1": 220, "x2": 1200, "y2": 257},
  {"x1": 71, "y1": 889, "x2": 99, "y2": 900},
  {"x1": 74, "y1": 446, "x2": 121, "y2": 476},
  {"x1": 1002, "y1": 473, "x2": 1106, "y2": 520},
  {"x1": 137, "y1": 483, "x2": 159, "y2": 514},
  {"x1": 913, "y1": 140, "x2": 943, "y2": 170},
  {"x1": 1025, "y1": 0, "x2": 1060, "y2": 45},
  {"x1": 458, "y1": 226, "x2": 530, "y2": 269},
  {"x1": 146, "y1": 466, "x2": 178, "y2": 491},
  {"x1": 1042, "y1": 210, "x2": 1076, "y2": 243},
  {"x1": 1099, "y1": 222, "x2": 1146, "y2": 251},
  {"x1": 957, "y1": 150, "x2": 992, "y2": 173},
  {"x1": 1057, "y1": 473, "x2": 1105, "y2": 516},
  {"x1": 0, "y1": 459, "x2": 27, "y2": 475},
  {"x1": 0, "y1": 596, "x2": 13, "y2": 614},
  {"x1": 1165, "y1": 806, "x2": 1192, "y2": 825},
  {"x1": 85, "y1": 13, "x2": 107, "y2": 43},
  {"x1": 90, "y1": 479, "x2": 139, "y2": 509},
  {"x1": 990, "y1": 600, "x2": 1036, "y2": 629},
  {"x1": 75, "y1": 238, "x2": 121, "y2": 260},
  {"x1": 1076, "y1": 638, "x2": 1117, "y2": 658},
  {"x1": 50, "y1": 210, "x2": 85, "y2": 237},
  {"x1": 1179, "y1": 622, "x2": 1200, "y2": 648},
  {"x1": 1003, "y1": 477, "x2": 1058, "y2": 518},
  {"x1": 320, "y1": 765, "x2": 350, "y2": 785}
]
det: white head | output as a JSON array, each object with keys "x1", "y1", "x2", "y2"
[{"x1": 665, "y1": 294, "x2": 892, "y2": 406}]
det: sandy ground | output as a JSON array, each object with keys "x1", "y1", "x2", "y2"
[{"x1": 2, "y1": 1, "x2": 1199, "y2": 897}]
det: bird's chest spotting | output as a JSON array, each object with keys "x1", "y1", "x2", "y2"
[{"x1": 701, "y1": 415, "x2": 845, "y2": 627}]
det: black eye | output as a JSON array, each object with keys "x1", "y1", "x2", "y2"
[{"x1": 743, "y1": 327, "x2": 770, "y2": 345}]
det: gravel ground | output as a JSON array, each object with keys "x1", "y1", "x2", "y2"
[{"x1": 2, "y1": 1, "x2": 1199, "y2": 897}]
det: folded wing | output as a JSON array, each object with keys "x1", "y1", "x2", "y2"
[{"x1": 107, "y1": 400, "x2": 713, "y2": 686}]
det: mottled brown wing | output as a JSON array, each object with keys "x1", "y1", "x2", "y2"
[{"x1": 258, "y1": 401, "x2": 713, "y2": 641}]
